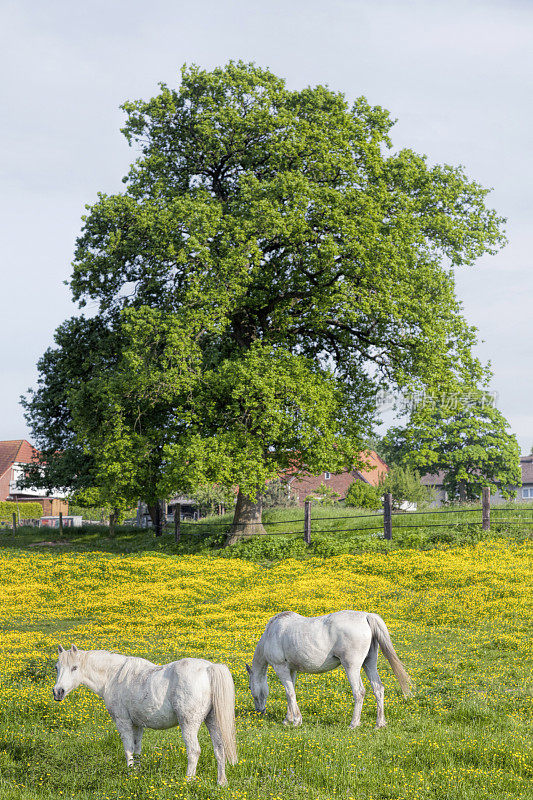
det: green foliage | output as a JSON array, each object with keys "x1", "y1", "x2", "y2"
[
  {"x1": 305, "y1": 482, "x2": 341, "y2": 506},
  {"x1": 345, "y1": 480, "x2": 382, "y2": 509},
  {"x1": 382, "y1": 391, "x2": 521, "y2": 500},
  {"x1": 380, "y1": 465, "x2": 435, "y2": 508},
  {"x1": 68, "y1": 504, "x2": 110, "y2": 523},
  {"x1": 189, "y1": 484, "x2": 236, "y2": 516},
  {"x1": 262, "y1": 479, "x2": 298, "y2": 508},
  {"x1": 24, "y1": 62, "x2": 506, "y2": 517},
  {"x1": 0, "y1": 502, "x2": 42, "y2": 522}
]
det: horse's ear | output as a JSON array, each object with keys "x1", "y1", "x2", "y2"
[
  {"x1": 58, "y1": 645, "x2": 64, "y2": 654},
  {"x1": 71, "y1": 644, "x2": 78, "y2": 654},
  {"x1": 245, "y1": 664, "x2": 252, "y2": 675}
]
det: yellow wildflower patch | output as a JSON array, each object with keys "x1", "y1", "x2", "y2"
[{"x1": 0, "y1": 540, "x2": 531, "y2": 799}]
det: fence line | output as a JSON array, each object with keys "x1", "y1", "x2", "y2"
[
  {"x1": 8, "y1": 491, "x2": 528, "y2": 542},
  {"x1": 162, "y1": 490, "x2": 533, "y2": 545}
]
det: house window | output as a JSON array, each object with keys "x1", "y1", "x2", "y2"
[
  {"x1": 324, "y1": 472, "x2": 331, "y2": 480},
  {"x1": 523, "y1": 487, "x2": 532, "y2": 499}
]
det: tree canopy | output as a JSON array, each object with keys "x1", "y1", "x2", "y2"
[
  {"x1": 380, "y1": 393, "x2": 521, "y2": 500},
  {"x1": 23, "y1": 62, "x2": 508, "y2": 537}
]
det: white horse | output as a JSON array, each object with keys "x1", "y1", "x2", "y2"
[
  {"x1": 53, "y1": 645, "x2": 237, "y2": 786},
  {"x1": 246, "y1": 611, "x2": 411, "y2": 728}
]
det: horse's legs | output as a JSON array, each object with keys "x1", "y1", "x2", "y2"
[
  {"x1": 272, "y1": 664, "x2": 302, "y2": 726},
  {"x1": 178, "y1": 717, "x2": 202, "y2": 781},
  {"x1": 341, "y1": 660, "x2": 366, "y2": 729},
  {"x1": 363, "y1": 640, "x2": 386, "y2": 728},
  {"x1": 132, "y1": 724, "x2": 143, "y2": 763},
  {"x1": 114, "y1": 718, "x2": 136, "y2": 767},
  {"x1": 205, "y1": 709, "x2": 227, "y2": 787}
]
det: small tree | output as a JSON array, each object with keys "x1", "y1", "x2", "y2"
[
  {"x1": 380, "y1": 466, "x2": 434, "y2": 509},
  {"x1": 381, "y1": 392, "x2": 521, "y2": 500},
  {"x1": 345, "y1": 481, "x2": 382, "y2": 510},
  {"x1": 305, "y1": 483, "x2": 341, "y2": 506},
  {"x1": 263, "y1": 479, "x2": 298, "y2": 509}
]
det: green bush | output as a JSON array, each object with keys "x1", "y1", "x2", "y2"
[
  {"x1": 345, "y1": 481, "x2": 382, "y2": 509},
  {"x1": 380, "y1": 465, "x2": 435, "y2": 508},
  {"x1": 0, "y1": 501, "x2": 42, "y2": 522}
]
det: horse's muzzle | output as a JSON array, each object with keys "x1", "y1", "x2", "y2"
[{"x1": 53, "y1": 687, "x2": 65, "y2": 701}]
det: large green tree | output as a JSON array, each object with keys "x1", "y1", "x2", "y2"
[
  {"x1": 381, "y1": 392, "x2": 521, "y2": 500},
  {"x1": 24, "y1": 62, "x2": 506, "y2": 540}
]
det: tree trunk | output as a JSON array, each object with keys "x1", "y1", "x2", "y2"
[
  {"x1": 226, "y1": 488, "x2": 266, "y2": 545},
  {"x1": 458, "y1": 481, "x2": 467, "y2": 503},
  {"x1": 148, "y1": 502, "x2": 163, "y2": 537}
]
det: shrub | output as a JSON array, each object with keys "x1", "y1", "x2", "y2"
[
  {"x1": 345, "y1": 481, "x2": 382, "y2": 509},
  {"x1": 380, "y1": 465, "x2": 434, "y2": 508},
  {"x1": 0, "y1": 501, "x2": 43, "y2": 522}
]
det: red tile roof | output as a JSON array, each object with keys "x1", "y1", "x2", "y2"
[
  {"x1": 355, "y1": 451, "x2": 389, "y2": 486},
  {"x1": 0, "y1": 440, "x2": 38, "y2": 477}
]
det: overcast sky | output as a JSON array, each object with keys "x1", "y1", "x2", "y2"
[{"x1": 1, "y1": 0, "x2": 531, "y2": 453}]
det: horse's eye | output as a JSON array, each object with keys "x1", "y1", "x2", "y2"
[{"x1": 72, "y1": 666, "x2": 78, "y2": 671}]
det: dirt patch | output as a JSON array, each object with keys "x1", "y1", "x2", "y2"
[{"x1": 27, "y1": 540, "x2": 70, "y2": 547}]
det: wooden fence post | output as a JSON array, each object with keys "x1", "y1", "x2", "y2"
[
  {"x1": 12, "y1": 512, "x2": 17, "y2": 533},
  {"x1": 482, "y1": 487, "x2": 490, "y2": 531},
  {"x1": 59, "y1": 511, "x2": 63, "y2": 535},
  {"x1": 304, "y1": 501, "x2": 311, "y2": 545},
  {"x1": 174, "y1": 503, "x2": 181, "y2": 544},
  {"x1": 383, "y1": 492, "x2": 392, "y2": 540}
]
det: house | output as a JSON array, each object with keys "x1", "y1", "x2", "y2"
[
  {"x1": 420, "y1": 454, "x2": 533, "y2": 505},
  {"x1": 284, "y1": 451, "x2": 388, "y2": 506},
  {"x1": 0, "y1": 439, "x2": 69, "y2": 516},
  {"x1": 518, "y1": 455, "x2": 533, "y2": 499}
]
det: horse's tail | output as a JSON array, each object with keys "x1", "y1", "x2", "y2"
[
  {"x1": 210, "y1": 663, "x2": 238, "y2": 765},
  {"x1": 366, "y1": 613, "x2": 412, "y2": 697}
]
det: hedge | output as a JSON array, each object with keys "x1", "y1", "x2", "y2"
[{"x1": 0, "y1": 501, "x2": 43, "y2": 522}]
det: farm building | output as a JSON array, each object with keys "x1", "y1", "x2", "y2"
[
  {"x1": 0, "y1": 439, "x2": 69, "y2": 516},
  {"x1": 284, "y1": 450, "x2": 388, "y2": 506},
  {"x1": 421, "y1": 453, "x2": 533, "y2": 505}
]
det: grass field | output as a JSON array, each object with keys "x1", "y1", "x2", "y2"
[{"x1": 0, "y1": 534, "x2": 531, "y2": 799}]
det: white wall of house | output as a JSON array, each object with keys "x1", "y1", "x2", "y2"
[{"x1": 9, "y1": 463, "x2": 68, "y2": 499}]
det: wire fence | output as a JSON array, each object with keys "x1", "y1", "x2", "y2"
[{"x1": 166, "y1": 492, "x2": 533, "y2": 543}]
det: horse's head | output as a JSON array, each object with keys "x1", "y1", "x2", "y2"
[
  {"x1": 53, "y1": 645, "x2": 82, "y2": 701},
  {"x1": 246, "y1": 663, "x2": 268, "y2": 714}
]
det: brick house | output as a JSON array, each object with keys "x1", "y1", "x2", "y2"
[
  {"x1": 285, "y1": 451, "x2": 388, "y2": 506},
  {"x1": 0, "y1": 439, "x2": 69, "y2": 515}
]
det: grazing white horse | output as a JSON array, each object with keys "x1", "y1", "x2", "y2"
[
  {"x1": 53, "y1": 645, "x2": 237, "y2": 786},
  {"x1": 247, "y1": 611, "x2": 411, "y2": 728}
]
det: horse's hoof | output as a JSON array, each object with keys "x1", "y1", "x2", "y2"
[
  {"x1": 218, "y1": 779, "x2": 228, "y2": 788},
  {"x1": 375, "y1": 723, "x2": 387, "y2": 729},
  {"x1": 349, "y1": 722, "x2": 361, "y2": 729}
]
